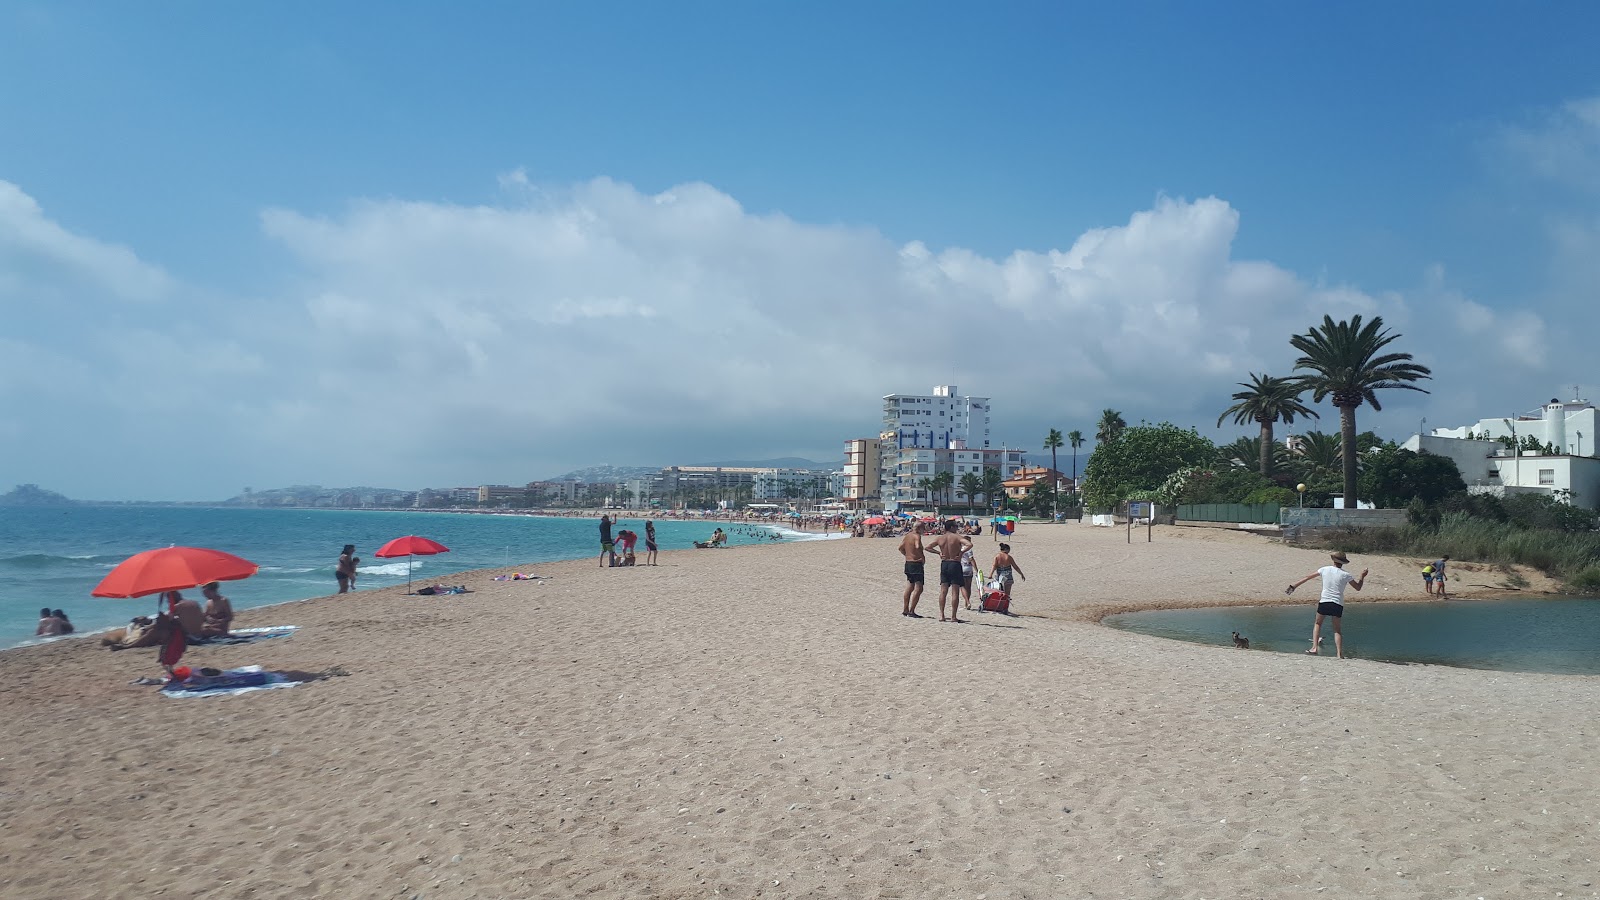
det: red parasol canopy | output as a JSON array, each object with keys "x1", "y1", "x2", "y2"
[
  {"x1": 862, "y1": 516, "x2": 886, "y2": 525},
  {"x1": 92, "y1": 546, "x2": 259, "y2": 599},
  {"x1": 374, "y1": 536, "x2": 450, "y2": 558},
  {"x1": 373, "y1": 536, "x2": 450, "y2": 592}
]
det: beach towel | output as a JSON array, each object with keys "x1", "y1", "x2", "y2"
[
  {"x1": 160, "y1": 666, "x2": 300, "y2": 698},
  {"x1": 194, "y1": 625, "x2": 299, "y2": 645},
  {"x1": 415, "y1": 585, "x2": 471, "y2": 595}
]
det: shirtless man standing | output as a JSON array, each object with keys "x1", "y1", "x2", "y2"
[
  {"x1": 898, "y1": 523, "x2": 928, "y2": 618},
  {"x1": 926, "y1": 520, "x2": 974, "y2": 623}
]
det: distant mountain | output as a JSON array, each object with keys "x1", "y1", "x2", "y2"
[
  {"x1": 698, "y1": 457, "x2": 835, "y2": 470},
  {"x1": 545, "y1": 465, "x2": 662, "y2": 484},
  {"x1": 0, "y1": 484, "x2": 77, "y2": 506}
]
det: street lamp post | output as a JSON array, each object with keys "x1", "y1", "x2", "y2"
[{"x1": 1296, "y1": 482, "x2": 1306, "y2": 508}]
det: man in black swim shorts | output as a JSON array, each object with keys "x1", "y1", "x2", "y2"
[
  {"x1": 926, "y1": 519, "x2": 974, "y2": 623},
  {"x1": 897, "y1": 524, "x2": 928, "y2": 617}
]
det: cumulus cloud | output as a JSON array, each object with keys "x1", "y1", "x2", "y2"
[{"x1": 0, "y1": 175, "x2": 1573, "y2": 499}]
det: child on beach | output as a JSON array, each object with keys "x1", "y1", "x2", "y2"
[{"x1": 1287, "y1": 551, "x2": 1368, "y2": 659}]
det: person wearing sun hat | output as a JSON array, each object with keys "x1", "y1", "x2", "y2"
[{"x1": 1286, "y1": 551, "x2": 1368, "y2": 659}]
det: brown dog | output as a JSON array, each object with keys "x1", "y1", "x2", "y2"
[{"x1": 1231, "y1": 631, "x2": 1250, "y2": 649}]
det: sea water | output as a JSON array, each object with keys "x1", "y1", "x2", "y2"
[
  {"x1": 0, "y1": 506, "x2": 824, "y2": 649},
  {"x1": 1103, "y1": 598, "x2": 1600, "y2": 675}
]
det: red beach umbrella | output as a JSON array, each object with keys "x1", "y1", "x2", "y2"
[
  {"x1": 92, "y1": 546, "x2": 260, "y2": 599},
  {"x1": 374, "y1": 536, "x2": 450, "y2": 592},
  {"x1": 862, "y1": 516, "x2": 886, "y2": 526}
]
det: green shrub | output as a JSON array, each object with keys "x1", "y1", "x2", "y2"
[
  {"x1": 1242, "y1": 486, "x2": 1297, "y2": 506},
  {"x1": 1566, "y1": 565, "x2": 1600, "y2": 595}
]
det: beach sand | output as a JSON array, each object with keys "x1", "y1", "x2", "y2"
[{"x1": 1, "y1": 524, "x2": 1595, "y2": 899}]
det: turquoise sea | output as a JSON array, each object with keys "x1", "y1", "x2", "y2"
[{"x1": 0, "y1": 506, "x2": 820, "y2": 649}]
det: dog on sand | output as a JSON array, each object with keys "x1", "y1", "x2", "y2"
[{"x1": 1232, "y1": 631, "x2": 1250, "y2": 649}]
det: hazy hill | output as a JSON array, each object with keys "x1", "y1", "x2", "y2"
[{"x1": 0, "y1": 484, "x2": 77, "y2": 506}]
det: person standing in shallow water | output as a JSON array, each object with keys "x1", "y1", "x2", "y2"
[
  {"x1": 1287, "y1": 551, "x2": 1368, "y2": 660},
  {"x1": 336, "y1": 544, "x2": 358, "y2": 593}
]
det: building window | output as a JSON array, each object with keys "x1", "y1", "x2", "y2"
[
  {"x1": 1539, "y1": 468, "x2": 1555, "y2": 485},
  {"x1": 917, "y1": 464, "x2": 930, "y2": 473}
]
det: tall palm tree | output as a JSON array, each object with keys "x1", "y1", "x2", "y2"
[
  {"x1": 932, "y1": 471, "x2": 955, "y2": 509},
  {"x1": 980, "y1": 467, "x2": 1005, "y2": 511},
  {"x1": 1043, "y1": 429, "x2": 1064, "y2": 519},
  {"x1": 1291, "y1": 314, "x2": 1432, "y2": 507},
  {"x1": 1217, "y1": 373, "x2": 1318, "y2": 476},
  {"x1": 1067, "y1": 429, "x2": 1085, "y2": 484},
  {"x1": 917, "y1": 477, "x2": 937, "y2": 509},
  {"x1": 959, "y1": 472, "x2": 982, "y2": 511},
  {"x1": 1096, "y1": 409, "x2": 1127, "y2": 444}
]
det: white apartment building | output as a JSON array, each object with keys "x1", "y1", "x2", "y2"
[
  {"x1": 1405, "y1": 394, "x2": 1600, "y2": 509},
  {"x1": 878, "y1": 385, "x2": 1006, "y2": 509},
  {"x1": 888, "y1": 446, "x2": 1026, "y2": 509}
]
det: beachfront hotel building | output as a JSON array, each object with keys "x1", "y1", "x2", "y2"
[
  {"x1": 843, "y1": 438, "x2": 882, "y2": 508},
  {"x1": 876, "y1": 385, "x2": 1026, "y2": 510},
  {"x1": 1403, "y1": 394, "x2": 1600, "y2": 509}
]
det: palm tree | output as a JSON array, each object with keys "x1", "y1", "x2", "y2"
[
  {"x1": 959, "y1": 472, "x2": 982, "y2": 512},
  {"x1": 917, "y1": 476, "x2": 937, "y2": 509},
  {"x1": 1291, "y1": 430, "x2": 1343, "y2": 480},
  {"x1": 980, "y1": 467, "x2": 1005, "y2": 511},
  {"x1": 1067, "y1": 430, "x2": 1085, "y2": 483},
  {"x1": 1043, "y1": 429, "x2": 1064, "y2": 519},
  {"x1": 1096, "y1": 409, "x2": 1127, "y2": 444},
  {"x1": 1291, "y1": 314, "x2": 1432, "y2": 507},
  {"x1": 931, "y1": 471, "x2": 955, "y2": 510},
  {"x1": 1217, "y1": 373, "x2": 1318, "y2": 477}
]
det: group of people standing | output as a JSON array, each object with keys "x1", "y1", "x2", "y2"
[
  {"x1": 599, "y1": 515, "x2": 658, "y2": 567},
  {"x1": 898, "y1": 520, "x2": 1025, "y2": 622}
]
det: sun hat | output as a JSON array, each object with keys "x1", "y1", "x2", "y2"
[{"x1": 1330, "y1": 551, "x2": 1350, "y2": 563}]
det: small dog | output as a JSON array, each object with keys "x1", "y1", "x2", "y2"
[{"x1": 1231, "y1": 631, "x2": 1250, "y2": 650}]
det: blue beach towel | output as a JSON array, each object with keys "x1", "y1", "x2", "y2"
[
  {"x1": 195, "y1": 626, "x2": 299, "y2": 645},
  {"x1": 160, "y1": 665, "x2": 301, "y2": 698}
]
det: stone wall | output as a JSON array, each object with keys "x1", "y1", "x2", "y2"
[{"x1": 1280, "y1": 508, "x2": 1409, "y2": 529}]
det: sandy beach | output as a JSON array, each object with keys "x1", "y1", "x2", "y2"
[{"x1": 1, "y1": 523, "x2": 1595, "y2": 899}]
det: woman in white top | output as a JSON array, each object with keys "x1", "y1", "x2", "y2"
[{"x1": 1286, "y1": 551, "x2": 1368, "y2": 659}]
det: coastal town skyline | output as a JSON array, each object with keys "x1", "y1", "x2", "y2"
[{"x1": 4, "y1": 5, "x2": 1598, "y2": 500}]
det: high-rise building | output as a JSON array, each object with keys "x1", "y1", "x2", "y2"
[
  {"x1": 877, "y1": 385, "x2": 1020, "y2": 509},
  {"x1": 843, "y1": 438, "x2": 882, "y2": 507}
]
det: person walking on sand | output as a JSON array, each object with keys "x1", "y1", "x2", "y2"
[
  {"x1": 336, "y1": 544, "x2": 358, "y2": 594},
  {"x1": 599, "y1": 515, "x2": 616, "y2": 568},
  {"x1": 991, "y1": 543, "x2": 1025, "y2": 608},
  {"x1": 898, "y1": 523, "x2": 928, "y2": 618},
  {"x1": 1287, "y1": 550, "x2": 1368, "y2": 660},
  {"x1": 1426, "y1": 555, "x2": 1450, "y2": 598},
  {"x1": 926, "y1": 520, "x2": 974, "y2": 623},
  {"x1": 645, "y1": 520, "x2": 658, "y2": 566}
]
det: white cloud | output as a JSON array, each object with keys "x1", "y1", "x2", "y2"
[
  {"x1": 0, "y1": 175, "x2": 1580, "y2": 499},
  {"x1": 0, "y1": 180, "x2": 173, "y2": 302}
]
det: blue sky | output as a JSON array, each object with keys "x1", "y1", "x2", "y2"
[{"x1": 2, "y1": 2, "x2": 1598, "y2": 499}]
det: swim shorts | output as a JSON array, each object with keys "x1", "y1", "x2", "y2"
[
  {"x1": 335, "y1": 572, "x2": 349, "y2": 586},
  {"x1": 1316, "y1": 601, "x2": 1343, "y2": 617},
  {"x1": 904, "y1": 562, "x2": 925, "y2": 584},
  {"x1": 940, "y1": 560, "x2": 964, "y2": 586},
  {"x1": 646, "y1": 540, "x2": 657, "y2": 552},
  {"x1": 602, "y1": 541, "x2": 615, "y2": 552}
]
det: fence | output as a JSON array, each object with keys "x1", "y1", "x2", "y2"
[{"x1": 1175, "y1": 503, "x2": 1283, "y2": 524}]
